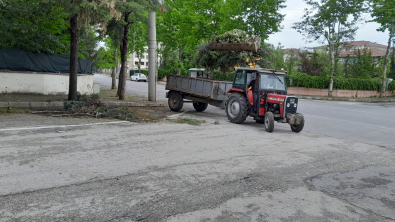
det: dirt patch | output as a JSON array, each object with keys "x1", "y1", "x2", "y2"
[{"x1": 1, "y1": 89, "x2": 169, "y2": 122}]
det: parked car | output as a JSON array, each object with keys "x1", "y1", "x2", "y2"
[{"x1": 131, "y1": 73, "x2": 147, "y2": 82}]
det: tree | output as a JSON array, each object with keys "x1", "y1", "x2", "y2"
[
  {"x1": 371, "y1": 0, "x2": 395, "y2": 97},
  {"x1": 0, "y1": 0, "x2": 69, "y2": 54},
  {"x1": 231, "y1": 0, "x2": 286, "y2": 40},
  {"x1": 389, "y1": 43, "x2": 395, "y2": 79},
  {"x1": 96, "y1": 46, "x2": 115, "y2": 69},
  {"x1": 95, "y1": 37, "x2": 119, "y2": 87},
  {"x1": 298, "y1": 52, "x2": 325, "y2": 76},
  {"x1": 129, "y1": 22, "x2": 148, "y2": 73},
  {"x1": 344, "y1": 48, "x2": 379, "y2": 78},
  {"x1": 293, "y1": 0, "x2": 366, "y2": 96},
  {"x1": 262, "y1": 43, "x2": 285, "y2": 70},
  {"x1": 59, "y1": 0, "x2": 120, "y2": 100},
  {"x1": 113, "y1": 0, "x2": 158, "y2": 100},
  {"x1": 105, "y1": 19, "x2": 124, "y2": 90},
  {"x1": 157, "y1": 0, "x2": 285, "y2": 75},
  {"x1": 284, "y1": 49, "x2": 300, "y2": 75}
]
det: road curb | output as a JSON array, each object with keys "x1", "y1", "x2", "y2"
[
  {"x1": 0, "y1": 101, "x2": 165, "y2": 111},
  {"x1": 294, "y1": 95, "x2": 395, "y2": 103}
]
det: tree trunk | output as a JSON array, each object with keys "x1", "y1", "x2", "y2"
[
  {"x1": 328, "y1": 44, "x2": 335, "y2": 97},
  {"x1": 111, "y1": 48, "x2": 117, "y2": 90},
  {"x1": 117, "y1": 44, "x2": 122, "y2": 97},
  {"x1": 380, "y1": 25, "x2": 394, "y2": 98},
  {"x1": 178, "y1": 45, "x2": 182, "y2": 75},
  {"x1": 118, "y1": 13, "x2": 130, "y2": 100},
  {"x1": 68, "y1": 15, "x2": 79, "y2": 101},
  {"x1": 138, "y1": 56, "x2": 141, "y2": 72}
]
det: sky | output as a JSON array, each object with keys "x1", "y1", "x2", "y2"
[{"x1": 266, "y1": 0, "x2": 390, "y2": 49}]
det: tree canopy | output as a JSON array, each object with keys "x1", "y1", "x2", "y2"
[
  {"x1": 370, "y1": 0, "x2": 395, "y2": 96},
  {"x1": 293, "y1": 0, "x2": 366, "y2": 96},
  {"x1": 0, "y1": 0, "x2": 69, "y2": 54}
]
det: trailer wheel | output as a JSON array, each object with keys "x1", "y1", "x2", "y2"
[
  {"x1": 226, "y1": 93, "x2": 248, "y2": 124},
  {"x1": 168, "y1": 92, "x2": 183, "y2": 112},
  {"x1": 193, "y1": 102, "x2": 208, "y2": 112},
  {"x1": 264, "y1": 112, "x2": 274, "y2": 133},
  {"x1": 290, "y1": 113, "x2": 305, "y2": 133}
]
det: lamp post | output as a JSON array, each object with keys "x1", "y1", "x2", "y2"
[{"x1": 148, "y1": 12, "x2": 157, "y2": 102}]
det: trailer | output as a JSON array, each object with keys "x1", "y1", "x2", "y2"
[{"x1": 165, "y1": 73, "x2": 233, "y2": 112}]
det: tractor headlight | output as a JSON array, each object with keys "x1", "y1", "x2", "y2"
[
  {"x1": 294, "y1": 103, "x2": 297, "y2": 108},
  {"x1": 287, "y1": 103, "x2": 290, "y2": 108}
]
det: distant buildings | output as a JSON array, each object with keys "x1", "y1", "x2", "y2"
[
  {"x1": 127, "y1": 45, "x2": 162, "y2": 72},
  {"x1": 282, "y1": 41, "x2": 390, "y2": 63},
  {"x1": 312, "y1": 41, "x2": 388, "y2": 60},
  {"x1": 127, "y1": 49, "x2": 150, "y2": 71}
]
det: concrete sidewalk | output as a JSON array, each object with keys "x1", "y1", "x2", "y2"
[{"x1": 0, "y1": 100, "x2": 164, "y2": 111}]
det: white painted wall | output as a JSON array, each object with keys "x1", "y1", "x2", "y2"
[{"x1": 0, "y1": 72, "x2": 94, "y2": 95}]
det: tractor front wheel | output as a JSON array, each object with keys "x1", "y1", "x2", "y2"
[
  {"x1": 264, "y1": 112, "x2": 274, "y2": 133},
  {"x1": 226, "y1": 93, "x2": 248, "y2": 124},
  {"x1": 290, "y1": 113, "x2": 305, "y2": 133}
]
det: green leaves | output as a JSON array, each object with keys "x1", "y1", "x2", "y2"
[
  {"x1": 344, "y1": 48, "x2": 380, "y2": 79},
  {"x1": 157, "y1": 0, "x2": 285, "y2": 71},
  {"x1": 287, "y1": 72, "x2": 384, "y2": 91},
  {"x1": 0, "y1": 0, "x2": 70, "y2": 54}
]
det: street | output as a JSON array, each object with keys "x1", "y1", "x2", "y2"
[
  {"x1": 0, "y1": 74, "x2": 394, "y2": 221},
  {"x1": 95, "y1": 74, "x2": 395, "y2": 149}
]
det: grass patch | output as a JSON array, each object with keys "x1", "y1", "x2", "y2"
[
  {"x1": 167, "y1": 118, "x2": 206, "y2": 126},
  {"x1": 0, "y1": 109, "x2": 31, "y2": 114},
  {"x1": 133, "y1": 111, "x2": 160, "y2": 123}
]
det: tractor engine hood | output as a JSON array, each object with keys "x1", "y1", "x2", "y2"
[{"x1": 267, "y1": 94, "x2": 286, "y2": 103}]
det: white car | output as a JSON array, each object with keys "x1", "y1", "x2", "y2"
[{"x1": 131, "y1": 73, "x2": 147, "y2": 82}]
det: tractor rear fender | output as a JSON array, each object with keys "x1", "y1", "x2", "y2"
[{"x1": 227, "y1": 88, "x2": 244, "y2": 94}]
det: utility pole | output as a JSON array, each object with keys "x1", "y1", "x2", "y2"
[{"x1": 148, "y1": 12, "x2": 157, "y2": 102}]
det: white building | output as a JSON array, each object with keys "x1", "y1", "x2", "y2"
[{"x1": 127, "y1": 45, "x2": 162, "y2": 72}]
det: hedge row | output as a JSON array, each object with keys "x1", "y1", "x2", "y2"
[
  {"x1": 287, "y1": 72, "x2": 395, "y2": 92},
  {"x1": 138, "y1": 68, "x2": 187, "y2": 80},
  {"x1": 140, "y1": 69, "x2": 395, "y2": 92},
  {"x1": 139, "y1": 68, "x2": 236, "y2": 81}
]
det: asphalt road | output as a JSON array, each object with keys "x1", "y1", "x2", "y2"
[
  {"x1": 94, "y1": 74, "x2": 395, "y2": 149},
  {"x1": 1, "y1": 113, "x2": 395, "y2": 221},
  {"x1": 2, "y1": 74, "x2": 394, "y2": 221}
]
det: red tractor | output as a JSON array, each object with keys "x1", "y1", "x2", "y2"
[{"x1": 226, "y1": 68, "x2": 304, "y2": 133}]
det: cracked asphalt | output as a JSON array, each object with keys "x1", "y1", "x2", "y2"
[{"x1": 1, "y1": 110, "x2": 395, "y2": 221}]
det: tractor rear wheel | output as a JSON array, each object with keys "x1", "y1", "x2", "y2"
[
  {"x1": 226, "y1": 93, "x2": 248, "y2": 124},
  {"x1": 193, "y1": 102, "x2": 208, "y2": 112},
  {"x1": 290, "y1": 113, "x2": 305, "y2": 133},
  {"x1": 168, "y1": 91, "x2": 183, "y2": 112},
  {"x1": 264, "y1": 112, "x2": 274, "y2": 133}
]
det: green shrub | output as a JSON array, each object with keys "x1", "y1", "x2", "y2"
[
  {"x1": 139, "y1": 70, "x2": 148, "y2": 75},
  {"x1": 211, "y1": 71, "x2": 235, "y2": 81},
  {"x1": 286, "y1": 72, "x2": 385, "y2": 91},
  {"x1": 388, "y1": 80, "x2": 395, "y2": 92}
]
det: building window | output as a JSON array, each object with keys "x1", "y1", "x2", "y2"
[
  {"x1": 135, "y1": 62, "x2": 139, "y2": 65},
  {"x1": 141, "y1": 62, "x2": 144, "y2": 65}
]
